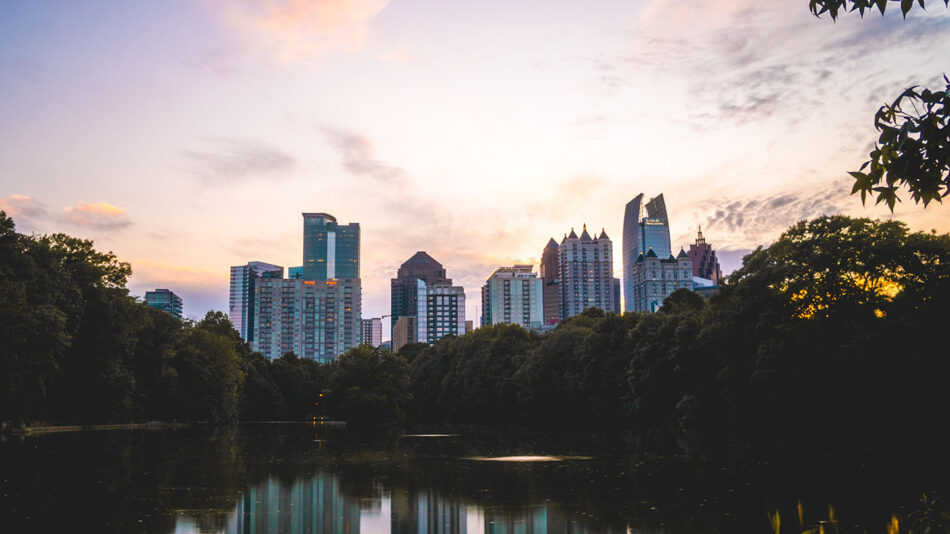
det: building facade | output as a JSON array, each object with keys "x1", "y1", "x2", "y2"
[
  {"x1": 390, "y1": 251, "x2": 451, "y2": 334},
  {"x1": 145, "y1": 288, "x2": 183, "y2": 318},
  {"x1": 630, "y1": 249, "x2": 693, "y2": 312},
  {"x1": 229, "y1": 261, "x2": 283, "y2": 342},
  {"x1": 392, "y1": 316, "x2": 417, "y2": 352},
  {"x1": 416, "y1": 279, "x2": 466, "y2": 345},
  {"x1": 686, "y1": 226, "x2": 723, "y2": 285},
  {"x1": 559, "y1": 225, "x2": 617, "y2": 319},
  {"x1": 360, "y1": 317, "x2": 383, "y2": 347},
  {"x1": 251, "y1": 278, "x2": 361, "y2": 362},
  {"x1": 622, "y1": 193, "x2": 673, "y2": 313},
  {"x1": 481, "y1": 265, "x2": 544, "y2": 329},
  {"x1": 301, "y1": 213, "x2": 359, "y2": 281},
  {"x1": 540, "y1": 238, "x2": 561, "y2": 325}
]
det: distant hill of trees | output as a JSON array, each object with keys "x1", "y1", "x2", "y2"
[{"x1": 3, "y1": 211, "x2": 949, "y2": 454}]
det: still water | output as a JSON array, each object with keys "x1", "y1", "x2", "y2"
[{"x1": 1, "y1": 423, "x2": 945, "y2": 533}]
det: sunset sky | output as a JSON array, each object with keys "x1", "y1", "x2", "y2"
[{"x1": 2, "y1": 0, "x2": 949, "y2": 336}]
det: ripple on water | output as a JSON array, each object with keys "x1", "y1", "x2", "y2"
[{"x1": 463, "y1": 455, "x2": 593, "y2": 462}]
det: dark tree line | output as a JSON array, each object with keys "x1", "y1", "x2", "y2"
[
  {"x1": 4, "y1": 210, "x2": 950, "y2": 454},
  {"x1": 408, "y1": 216, "x2": 950, "y2": 452},
  {"x1": 0, "y1": 211, "x2": 404, "y2": 426}
]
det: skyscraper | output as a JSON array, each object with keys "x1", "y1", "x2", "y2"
[
  {"x1": 415, "y1": 279, "x2": 466, "y2": 345},
  {"x1": 559, "y1": 225, "x2": 617, "y2": 319},
  {"x1": 481, "y1": 265, "x2": 544, "y2": 329},
  {"x1": 390, "y1": 251, "x2": 449, "y2": 335},
  {"x1": 623, "y1": 193, "x2": 672, "y2": 313},
  {"x1": 361, "y1": 317, "x2": 383, "y2": 347},
  {"x1": 390, "y1": 251, "x2": 466, "y2": 347},
  {"x1": 687, "y1": 226, "x2": 723, "y2": 285},
  {"x1": 252, "y1": 278, "x2": 361, "y2": 362},
  {"x1": 301, "y1": 213, "x2": 359, "y2": 281},
  {"x1": 229, "y1": 261, "x2": 283, "y2": 342},
  {"x1": 540, "y1": 238, "x2": 561, "y2": 325},
  {"x1": 145, "y1": 288, "x2": 183, "y2": 318},
  {"x1": 631, "y1": 249, "x2": 693, "y2": 312}
]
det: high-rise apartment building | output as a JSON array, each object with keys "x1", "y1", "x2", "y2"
[
  {"x1": 251, "y1": 278, "x2": 361, "y2": 362},
  {"x1": 559, "y1": 225, "x2": 617, "y2": 319},
  {"x1": 145, "y1": 289, "x2": 183, "y2": 318},
  {"x1": 391, "y1": 251, "x2": 450, "y2": 335},
  {"x1": 229, "y1": 261, "x2": 283, "y2": 342},
  {"x1": 623, "y1": 193, "x2": 673, "y2": 313},
  {"x1": 480, "y1": 265, "x2": 544, "y2": 329},
  {"x1": 361, "y1": 317, "x2": 383, "y2": 347},
  {"x1": 630, "y1": 249, "x2": 693, "y2": 312},
  {"x1": 301, "y1": 213, "x2": 359, "y2": 281},
  {"x1": 687, "y1": 226, "x2": 722, "y2": 285},
  {"x1": 540, "y1": 239, "x2": 561, "y2": 325},
  {"x1": 415, "y1": 279, "x2": 466, "y2": 345}
]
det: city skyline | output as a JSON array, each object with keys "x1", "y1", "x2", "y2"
[{"x1": 2, "y1": 0, "x2": 950, "y2": 324}]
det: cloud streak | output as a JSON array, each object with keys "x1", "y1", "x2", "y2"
[
  {"x1": 183, "y1": 138, "x2": 295, "y2": 185},
  {"x1": 0, "y1": 194, "x2": 47, "y2": 228},
  {"x1": 324, "y1": 128, "x2": 407, "y2": 183},
  {"x1": 62, "y1": 201, "x2": 133, "y2": 231},
  {"x1": 212, "y1": 0, "x2": 390, "y2": 61}
]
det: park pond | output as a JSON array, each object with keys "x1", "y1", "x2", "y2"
[{"x1": 2, "y1": 422, "x2": 947, "y2": 533}]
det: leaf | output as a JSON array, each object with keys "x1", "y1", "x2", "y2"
[{"x1": 902, "y1": 0, "x2": 914, "y2": 16}]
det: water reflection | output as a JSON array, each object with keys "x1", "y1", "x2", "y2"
[
  {"x1": 179, "y1": 471, "x2": 621, "y2": 534},
  {"x1": 4, "y1": 424, "x2": 949, "y2": 534}
]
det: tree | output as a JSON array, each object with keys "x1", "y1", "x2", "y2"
[
  {"x1": 809, "y1": 0, "x2": 948, "y2": 20},
  {"x1": 849, "y1": 78, "x2": 950, "y2": 210},
  {"x1": 326, "y1": 345, "x2": 410, "y2": 426},
  {"x1": 806, "y1": 1, "x2": 950, "y2": 209}
]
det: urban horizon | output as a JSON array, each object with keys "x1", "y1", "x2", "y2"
[{"x1": 3, "y1": 1, "x2": 949, "y2": 329}]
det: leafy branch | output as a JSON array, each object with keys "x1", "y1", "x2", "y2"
[
  {"x1": 849, "y1": 76, "x2": 950, "y2": 211},
  {"x1": 809, "y1": 0, "x2": 949, "y2": 20}
]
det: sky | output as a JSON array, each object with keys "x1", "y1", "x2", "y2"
[{"x1": 2, "y1": 0, "x2": 949, "y2": 338}]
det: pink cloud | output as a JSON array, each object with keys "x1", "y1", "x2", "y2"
[
  {"x1": 212, "y1": 0, "x2": 390, "y2": 61},
  {"x1": 62, "y1": 201, "x2": 132, "y2": 231},
  {"x1": 0, "y1": 194, "x2": 47, "y2": 226}
]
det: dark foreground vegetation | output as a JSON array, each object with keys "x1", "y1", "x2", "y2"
[{"x1": 2, "y1": 211, "x2": 949, "y2": 454}]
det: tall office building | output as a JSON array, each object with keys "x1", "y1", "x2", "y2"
[
  {"x1": 301, "y1": 213, "x2": 359, "y2": 281},
  {"x1": 631, "y1": 249, "x2": 693, "y2": 312},
  {"x1": 229, "y1": 261, "x2": 283, "y2": 342},
  {"x1": 415, "y1": 279, "x2": 466, "y2": 345},
  {"x1": 481, "y1": 265, "x2": 544, "y2": 329},
  {"x1": 145, "y1": 289, "x2": 183, "y2": 318},
  {"x1": 559, "y1": 225, "x2": 617, "y2": 319},
  {"x1": 687, "y1": 226, "x2": 723, "y2": 285},
  {"x1": 612, "y1": 277, "x2": 622, "y2": 314},
  {"x1": 623, "y1": 193, "x2": 672, "y2": 312},
  {"x1": 360, "y1": 317, "x2": 383, "y2": 347},
  {"x1": 390, "y1": 251, "x2": 450, "y2": 335},
  {"x1": 251, "y1": 278, "x2": 361, "y2": 362},
  {"x1": 540, "y1": 238, "x2": 561, "y2": 325}
]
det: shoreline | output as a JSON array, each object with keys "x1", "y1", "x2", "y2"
[{"x1": 9, "y1": 421, "x2": 192, "y2": 435}]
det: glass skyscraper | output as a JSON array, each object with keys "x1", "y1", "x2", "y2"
[
  {"x1": 145, "y1": 288, "x2": 183, "y2": 318},
  {"x1": 302, "y1": 213, "x2": 359, "y2": 281},
  {"x1": 229, "y1": 261, "x2": 283, "y2": 342},
  {"x1": 622, "y1": 193, "x2": 672, "y2": 313}
]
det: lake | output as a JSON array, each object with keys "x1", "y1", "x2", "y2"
[{"x1": 1, "y1": 422, "x2": 946, "y2": 533}]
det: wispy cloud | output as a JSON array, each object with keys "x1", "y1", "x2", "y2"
[
  {"x1": 182, "y1": 138, "x2": 295, "y2": 185},
  {"x1": 323, "y1": 128, "x2": 406, "y2": 183},
  {"x1": 0, "y1": 194, "x2": 47, "y2": 228},
  {"x1": 62, "y1": 202, "x2": 133, "y2": 231},
  {"x1": 698, "y1": 184, "x2": 852, "y2": 250},
  {"x1": 210, "y1": 0, "x2": 390, "y2": 61}
]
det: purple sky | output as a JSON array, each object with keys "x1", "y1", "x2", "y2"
[{"x1": 2, "y1": 0, "x2": 949, "y2": 337}]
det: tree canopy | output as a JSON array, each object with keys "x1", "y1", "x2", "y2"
[{"x1": 809, "y1": 0, "x2": 949, "y2": 20}]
